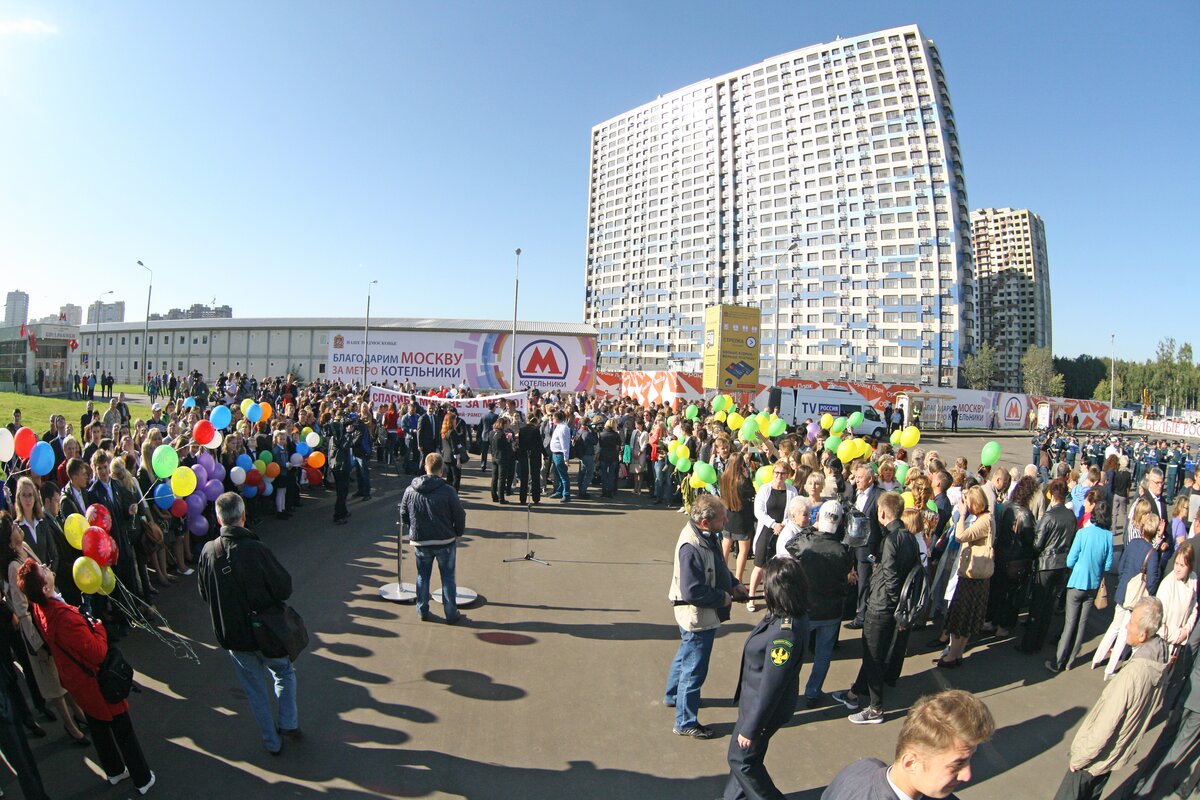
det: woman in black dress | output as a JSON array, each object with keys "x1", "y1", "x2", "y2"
[{"x1": 719, "y1": 453, "x2": 756, "y2": 586}]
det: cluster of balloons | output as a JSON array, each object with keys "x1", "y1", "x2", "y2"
[
  {"x1": 1, "y1": 427, "x2": 59, "y2": 477},
  {"x1": 831, "y1": 436, "x2": 874, "y2": 464},
  {"x1": 298, "y1": 429, "x2": 325, "y2": 470},
  {"x1": 819, "y1": 411, "x2": 866, "y2": 436},
  {"x1": 239, "y1": 398, "x2": 274, "y2": 425},
  {"x1": 63, "y1": 505, "x2": 118, "y2": 596},
  {"x1": 887, "y1": 426, "x2": 922, "y2": 449},
  {"x1": 685, "y1": 460, "x2": 719, "y2": 492},
  {"x1": 724, "y1": 410, "x2": 786, "y2": 444}
]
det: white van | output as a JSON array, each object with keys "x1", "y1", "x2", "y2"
[{"x1": 791, "y1": 390, "x2": 889, "y2": 440}]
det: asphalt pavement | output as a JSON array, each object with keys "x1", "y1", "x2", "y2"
[{"x1": 15, "y1": 430, "x2": 1163, "y2": 799}]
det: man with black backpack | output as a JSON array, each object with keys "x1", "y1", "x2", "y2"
[
  {"x1": 197, "y1": 493, "x2": 299, "y2": 756},
  {"x1": 832, "y1": 492, "x2": 919, "y2": 725}
]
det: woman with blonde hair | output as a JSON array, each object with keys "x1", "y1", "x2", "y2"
[{"x1": 936, "y1": 486, "x2": 994, "y2": 669}]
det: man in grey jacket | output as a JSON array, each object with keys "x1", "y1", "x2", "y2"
[{"x1": 400, "y1": 453, "x2": 467, "y2": 623}]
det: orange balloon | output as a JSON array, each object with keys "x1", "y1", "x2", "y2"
[
  {"x1": 307, "y1": 451, "x2": 326, "y2": 468},
  {"x1": 260, "y1": 401, "x2": 273, "y2": 421},
  {"x1": 265, "y1": 462, "x2": 281, "y2": 479}
]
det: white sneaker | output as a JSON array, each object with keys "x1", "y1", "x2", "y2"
[
  {"x1": 181, "y1": 568, "x2": 195, "y2": 576},
  {"x1": 137, "y1": 771, "x2": 156, "y2": 795},
  {"x1": 107, "y1": 769, "x2": 130, "y2": 785}
]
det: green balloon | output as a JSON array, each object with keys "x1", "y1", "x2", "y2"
[
  {"x1": 848, "y1": 411, "x2": 865, "y2": 427},
  {"x1": 694, "y1": 461, "x2": 717, "y2": 484},
  {"x1": 676, "y1": 457, "x2": 692, "y2": 473},
  {"x1": 685, "y1": 405, "x2": 699, "y2": 420},
  {"x1": 767, "y1": 418, "x2": 787, "y2": 437},
  {"x1": 713, "y1": 395, "x2": 731, "y2": 413},
  {"x1": 926, "y1": 499, "x2": 939, "y2": 512},
  {"x1": 831, "y1": 417, "x2": 848, "y2": 434},
  {"x1": 825, "y1": 435, "x2": 842, "y2": 453},
  {"x1": 981, "y1": 441, "x2": 1002, "y2": 467},
  {"x1": 668, "y1": 451, "x2": 679, "y2": 467},
  {"x1": 151, "y1": 444, "x2": 179, "y2": 480},
  {"x1": 895, "y1": 463, "x2": 909, "y2": 484},
  {"x1": 259, "y1": 450, "x2": 273, "y2": 464},
  {"x1": 740, "y1": 424, "x2": 759, "y2": 443},
  {"x1": 890, "y1": 430, "x2": 902, "y2": 447},
  {"x1": 755, "y1": 465, "x2": 774, "y2": 485}
]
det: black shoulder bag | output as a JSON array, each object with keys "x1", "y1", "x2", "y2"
[
  {"x1": 215, "y1": 537, "x2": 309, "y2": 662},
  {"x1": 59, "y1": 613, "x2": 135, "y2": 704}
]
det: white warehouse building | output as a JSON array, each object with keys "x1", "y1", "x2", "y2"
[{"x1": 77, "y1": 317, "x2": 597, "y2": 388}]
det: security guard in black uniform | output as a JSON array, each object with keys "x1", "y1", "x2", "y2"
[{"x1": 723, "y1": 557, "x2": 809, "y2": 800}]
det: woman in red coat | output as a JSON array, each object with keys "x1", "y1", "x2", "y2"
[{"x1": 17, "y1": 559, "x2": 156, "y2": 795}]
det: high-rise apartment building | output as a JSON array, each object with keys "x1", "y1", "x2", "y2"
[
  {"x1": 150, "y1": 303, "x2": 233, "y2": 321},
  {"x1": 86, "y1": 301, "x2": 125, "y2": 324},
  {"x1": 59, "y1": 304, "x2": 83, "y2": 326},
  {"x1": 971, "y1": 208, "x2": 1051, "y2": 392},
  {"x1": 4, "y1": 291, "x2": 29, "y2": 327},
  {"x1": 584, "y1": 25, "x2": 975, "y2": 386}
]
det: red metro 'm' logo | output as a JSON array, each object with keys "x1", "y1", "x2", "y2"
[
  {"x1": 519, "y1": 340, "x2": 568, "y2": 380},
  {"x1": 1004, "y1": 396, "x2": 1023, "y2": 422}
]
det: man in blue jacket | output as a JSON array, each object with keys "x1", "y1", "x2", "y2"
[{"x1": 400, "y1": 453, "x2": 467, "y2": 624}]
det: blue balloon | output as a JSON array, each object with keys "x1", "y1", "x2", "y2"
[
  {"x1": 262, "y1": 481, "x2": 274, "y2": 497},
  {"x1": 242, "y1": 485, "x2": 258, "y2": 499},
  {"x1": 296, "y1": 441, "x2": 312, "y2": 457},
  {"x1": 28, "y1": 441, "x2": 54, "y2": 476},
  {"x1": 183, "y1": 397, "x2": 196, "y2": 408},
  {"x1": 153, "y1": 482, "x2": 175, "y2": 510},
  {"x1": 236, "y1": 453, "x2": 254, "y2": 471},
  {"x1": 246, "y1": 403, "x2": 263, "y2": 423},
  {"x1": 209, "y1": 405, "x2": 232, "y2": 430}
]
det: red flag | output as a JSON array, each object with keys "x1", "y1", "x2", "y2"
[
  {"x1": 27, "y1": 333, "x2": 37, "y2": 353},
  {"x1": 19, "y1": 323, "x2": 25, "y2": 337}
]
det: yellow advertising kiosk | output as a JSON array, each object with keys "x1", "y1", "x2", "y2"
[{"x1": 702, "y1": 304, "x2": 762, "y2": 391}]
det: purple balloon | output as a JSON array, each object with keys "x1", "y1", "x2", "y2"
[
  {"x1": 185, "y1": 493, "x2": 206, "y2": 517},
  {"x1": 191, "y1": 463, "x2": 209, "y2": 486},
  {"x1": 211, "y1": 462, "x2": 226, "y2": 481},
  {"x1": 187, "y1": 515, "x2": 209, "y2": 536},
  {"x1": 203, "y1": 479, "x2": 223, "y2": 502},
  {"x1": 197, "y1": 452, "x2": 215, "y2": 473}
]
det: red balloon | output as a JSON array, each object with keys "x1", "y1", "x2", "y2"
[
  {"x1": 13, "y1": 427, "x2": 36, "y2": 460},
  {"x1": 85, "y1": 504, "x2": 112, "y2": 534},
  {"x1": 192, "y1": 419, "x2": 215, "y2": 446},
  {"x1": 246, "y1": 469, "x2": 262, "y2": 486},
  {"x1": 170, "y1": 498, "x2": 187, "y2": 518},
  {"x1": 304, "y1": 466, "x2": 322, "y2": 485},
  {"x1": 82, "y1": 528, "x2": 117, "y2": 567}
]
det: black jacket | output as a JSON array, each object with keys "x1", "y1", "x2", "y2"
[
  {"x1": 517, "y1": 423, "x2": 543, "y2": 458},
  {"x1": 732, "y1": 614, "x2": 805, "y2": 739},
  {"x1": 197, "y1": 526, "x2": 293, "y2": 652},
  {"x1": 399, "y1": 474, "x2": 466, "y2": 547},
  {"x1": 797, "y1": 532, "x2": 853, "y2": 622},
  {"x1": 597, "y1": 429, "x2": 622, "y2": 463},
  {"x1": 849, "y1": 484, "x2": 884, "y2": 562},
  {"x1": 1033, "y1": 504, "x2": 1077, "y2": 571},
  {"x1": 865, "y1": 520, "x2": 919, "y2": 616}
]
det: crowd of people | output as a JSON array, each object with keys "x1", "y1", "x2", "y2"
[{"x1": 3, "y1": 373, "x2": 1200, "y2": 797}]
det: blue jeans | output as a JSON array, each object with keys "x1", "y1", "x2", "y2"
[
  {"x1": 654, "y1": 461, "x2": 674, "y2": 503},
  {"x1": 228, "y1": 650, "x2": 298, "y2": 753},
  {"x1": 599, "y1": 460, "x2": 618, "y2": 495},
  {"x1": 664, "y1": 627, "x2": 716, "y2": 729},
  {"x1": 577, "y1": 454, "x2": 596, "y2": 496},
  {"x1": 551, "y1": 453, "x2": 570, "y2": 499},
  {"x1": 805, "y1": 617, "x2": 840, "y2": 699},
  {"x1": 355, "y1": 455, "x2": 371, "y2": 496},
  {"x1": 415, "y1": 543, "x2": 459, "y2": 620}
]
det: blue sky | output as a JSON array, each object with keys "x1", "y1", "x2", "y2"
[{"x1": 1, "y1": 1, "x2": 1195, "y2": 361}]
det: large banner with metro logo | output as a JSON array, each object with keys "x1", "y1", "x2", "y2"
[{"x1": 327, "y1": 330, "x2": 594, "y2": 391}]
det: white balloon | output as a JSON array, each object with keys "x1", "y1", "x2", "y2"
[
  {"x1": 289, "y1": 453, "x2": 303, "y2": 467},
  {"x1": 204, "y1": 431, "x2": 224, "y2": 450},
  {"x1": 230, "y1": 466, "x2": 247, "y2": 486},
  {"x1": 0, "y1": 428, "x2": 13, "y2": 462},
  {"x1": 305, "y1": 432, "x2": 320, "y2": 448}
]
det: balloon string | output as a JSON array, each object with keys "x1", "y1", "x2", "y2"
[{"x1": 105, "y1": 579, "x2": 200, "y2": 664}]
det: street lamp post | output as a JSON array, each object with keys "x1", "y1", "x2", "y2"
[
  {"x1": 363, "y1": 280, "x2": 378, "y2": 389},
  {"x1": 138, "y1": 261, "x2": 152, "y2": 387},
  {"x1": 93, "y1": 290, "x2": 113, "y2": 376},
  {"x1": 511, "y1": 248, "x2": 521, "y2": 392},
  {"x1": 1110, "y1": 333, "x2": 1116, "y2": 412}
]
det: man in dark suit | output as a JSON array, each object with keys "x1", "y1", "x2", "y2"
[
  {"x1": 478, "y1": 403, "x2": 498, "y2": 472},
  {"x1": 1019, "y1": 479, "x2": 1077, "y2": 653},
  {"x1": 822, "y1": 689, "x2": 994, "y2": 799},
  {"x1": 1146, "y1": 467, "x2": 1169, "y2": 527},
  {"x1": 846, "y1": 464, "x2": 883, "y2": 629},
  {"x1": 59, "y1": 458, "x2": 90, "y2": 521}
]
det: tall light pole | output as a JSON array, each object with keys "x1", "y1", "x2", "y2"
[
  {"x1": 1110, "y1": 333, "x2": 1116, "y2": 412},
  {"x1": 138, "y1": 261, "x2": 152, "y2": 386},
  {"x1": 511, "y1": 248, "x2": 521, "y2": 392},
  {"x1": 93, "y1": 290, "x2": 113, "y2": 375},
  {"x1": 363, "y1": 279, "x2": 378, "y2": 388}
]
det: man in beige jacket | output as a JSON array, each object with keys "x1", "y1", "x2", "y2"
[{"x1": 1054, "y1": 596, "x2": 1169, "y2": 800}]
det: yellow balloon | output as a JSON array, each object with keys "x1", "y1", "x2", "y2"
[
  {"x1": 902, "y1": 490, "x2": 915, "y2": 508},
  {"x1": 837, "y1": 439, "x2": 856, "y2": 463},
  {"x1": 171, "y1": 465, "x2": 198, "y2": 498},
  {"x1": 64, "y1": 514, "x2": 88, "y2": 550},
  {"x1": 728, "y1": 412, "x2": 745, "y2": 431},
  {"x1": 689, "y1": 474, "x2": 707, "y2": 489},
  {"x1": 900, "y1": 426, "x2": 921, "y2": 449},
  {"x1": 240, "y1": 398, "x2": 255, "y2": 416},
  {"x1": 73, "y1": 556, "x2": 102, "y2": 595},
  {"x1": 858, "y1": 439, "x2": 874, "y2": 459},
  {"x1": 714, "y1": 410, "x2": 727, "y2": 423},
  {"x1": 820, "y1": 413, "x2": 834, "y2": 430},
  {"x1": 676, "y1": 445, "x2": 691, "y2": 461},
  {"x1": 667, "y1": 440, "x2": 680, "y2": 453},
  {"x1": 98, "y1": 567, "x2": 117, "y2": 596}
]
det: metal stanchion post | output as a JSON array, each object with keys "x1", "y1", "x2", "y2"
[{"x1": 503, "y1": 503, "x2": 550, "y2": 566}]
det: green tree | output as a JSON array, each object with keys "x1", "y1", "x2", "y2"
[
  {"x1": 1022, "y1": 346, "x2": 1065, "y2": 396},
  {"x1": 1053, "y1": 354, "x2": 1107, "y2": 400},
  {"x1": 961, "y1": 342, "x2": 997, "y2": 390}
]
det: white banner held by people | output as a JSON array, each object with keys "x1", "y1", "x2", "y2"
[{"x1": 368, "y1": 386, "x2": 528, "y2": 425}]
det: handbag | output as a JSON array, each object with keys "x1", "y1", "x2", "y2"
[
  {"x1": 1122, "y1": 547, "x2": 1154, "y2": 610},
  {"x1": 61, "y1": 614, "x2": 135, "y2": 704},
  {"x1": 961, "y1": 516, "x2": 995, "y2": 580},
  {"x1": 1094, "y1": 579, "x2": 1110, "y2": 610}
]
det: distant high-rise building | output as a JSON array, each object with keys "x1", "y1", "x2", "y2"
[
  {"x1": 59, "y1": 303, "x2": 83, "y2": 326},
  {"x1": 971, "y1": 208, "x2": 1052, "y2": 392},
  {"x1": 149, "y1": 303, "x2": 233, "y2": 321},
  {"x1": 86, "y1": 301, "x2": 125, "y2": 324},
  {"x1": 584, "y1": 24, "x2": 975, "y2": 386},
  {"x1": 4, "y1": 291, "x2": 29, "y2": 327}
]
